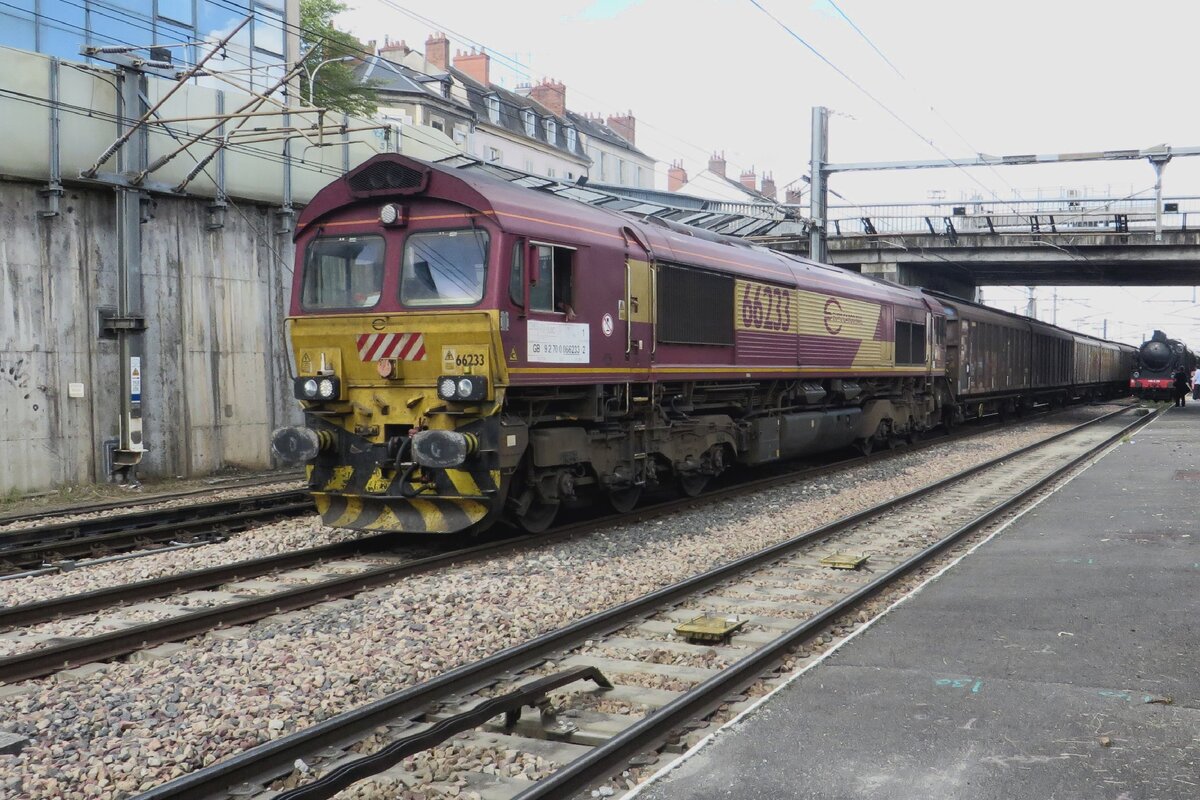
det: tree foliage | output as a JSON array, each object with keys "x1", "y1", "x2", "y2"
[{"x1": 299, "y1": 0, "x2": 377, "y2": 117}]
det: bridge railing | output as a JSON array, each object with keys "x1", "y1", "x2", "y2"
[{"x1": 827, "y1": 196, "x2": 1200, "y2": 239}]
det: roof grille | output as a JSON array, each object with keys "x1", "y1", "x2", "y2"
[{"x1": 348, "y1": 161, "x2": 427, "y2": 194}]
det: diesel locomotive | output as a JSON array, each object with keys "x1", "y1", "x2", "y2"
[
  {"x1": 271, "y1": 154, "x2": 1135, "y2": 534},
  {"x1": 1130, "y1": 330, "x2": 1196, "y2": 400}
]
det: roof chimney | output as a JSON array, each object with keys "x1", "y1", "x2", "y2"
[
  {"x1": 785, "y1": 187, "x2": 804, "y2": 205},
  {"x1": 760, "y1": 172, "x2": 776, "y2": 200},
  {"x1": 739, "y1": 168, "x2": 757, "y2": 191},
  {"x1": 606, "y1": 111, "x2": 635, "y2": 146},
  {"x1": 378, "y1": 38, "x2": 410, "y2": 60},
  {"x1": 453, "y1": 47, "x2": 490, "y2": 85},
  {"x1": 529, "y1": 78, "x2": 566, "y2": 118},
  {"x1": 708, "y1": 151, "x2": 726, "y2": 179},
  {"x1": 425, "y1": 32, "x2": 449, "y2": 71},
  {"x1": 667, "y1": 160, "x2": 688, "y2": 192}
]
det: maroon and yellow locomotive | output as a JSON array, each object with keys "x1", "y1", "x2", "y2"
[{"x1": 271, "y1": 154, "x2": 1132, "y2": 534}]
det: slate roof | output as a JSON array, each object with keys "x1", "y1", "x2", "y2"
[
  {"x1": 355, "y1": 56, "x2": 473, "y2": 117},
  {"x1": 565, "y1": 111, "x2": 648, "y2": 159},
  {"x1": 444, "y1": 67, "x2": 589, "y2": 162},
  {"x1": 716, "y1": 172, "x2": 776, "y2": 203},
  {"x1": 354, "y1": 51, "x2": 590, "y2": 163}
]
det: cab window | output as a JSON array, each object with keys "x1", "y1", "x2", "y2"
[
  {"x1": 400, "y1": 229, "x2": 490, "y2": 307},
  {"x1": 528, "y1": 243, "x2": 574, "y2": 316},
  {"x1": 301, "y1": 236, "x2": 385, "y2": 310}
]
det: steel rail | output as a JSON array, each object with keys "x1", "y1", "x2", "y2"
[
  {"x1": 131, "y1": 405, "x2": 1140, "y2": 800},
  {"x1": 275, "y1": 667, "x2": 614, "y2": 800},
  {"x1": 0, "y1": 491, "x2": 313, "y2": 573},
  {"x1": 0, "y1": 473, "x2": 303, "y2": 527},
  {"x1": 0, "y1": 534, "x2": 402, "y2": 630},
  {"x1": 0, "y1": 490, "x2": 310, "y2": 548},
  {"x1": 0, "y1": 403, "x2": 1084, "y2": 678},
  {"x1": 512, "y1": 406, "x2": 1161, "y2": 800}
]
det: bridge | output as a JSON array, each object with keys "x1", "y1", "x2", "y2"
[{"x1": 756, "y1": 195, "x2": 1200, "y2": 298}]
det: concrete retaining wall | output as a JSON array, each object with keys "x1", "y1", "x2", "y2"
[{"x1": 0, "y1": 178, "x2": 298, "y2": 493}]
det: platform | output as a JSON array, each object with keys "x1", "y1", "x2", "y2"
[{"x1": 631, "y1": 405, "x2": 1200, "y2": 800}]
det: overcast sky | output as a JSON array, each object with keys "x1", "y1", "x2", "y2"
[{"x1": 337, "y1": 0, "x2": 1200, "y2": 346}]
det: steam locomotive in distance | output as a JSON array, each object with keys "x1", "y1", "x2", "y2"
[
  {"x1": 1130, "y1": 330, "x2": 1196, "y2": 400},
  {"x1": 271, "y1": 154, "x2": 1135, "y2": 535}
]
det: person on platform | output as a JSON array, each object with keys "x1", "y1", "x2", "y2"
[{"x1": 1173, "y1": 367, "x2": 1192, "y2": 407}]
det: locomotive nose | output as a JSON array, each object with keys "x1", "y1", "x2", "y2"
[{"x1": 1140, "y1": 341, "x2": 1171, "y2": 370}]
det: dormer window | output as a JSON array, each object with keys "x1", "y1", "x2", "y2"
[
  {"x1": 544, "y1": 118, "x2": 557, "y2": 143},
  {"x1": 441, "y1": 80, "x2": 451, "y2": 99},
  {"x1": 565, "y1": 126, "x2": 577, "y2": 152},
  {"x1": 523, "y1": 109, "x2": 536, "y2": 137},
  {"x1": 487, "y1": 95, "x2": 500, "y2": 124}
]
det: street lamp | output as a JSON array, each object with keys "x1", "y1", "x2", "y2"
[{"x1": 305, "y1": 55, "x2": 355, "y2": 105}]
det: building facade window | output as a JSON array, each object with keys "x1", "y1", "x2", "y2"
[
  {"x1": 252, "y1": 2, "x2": 284, "y2": 55},
  {"x1": 487, "y1": 95, "x2": 501, "y2": 124},
  {"x1": 523, "y1": 109, "x2": 536, "y2": 137},
  {"x1": 544, "y1": 118, "x2": 556, "y2": 144},
  {"x1": 565, "y1": 126, "x2": 577, "y2": 152},
  {"x1": 486, "y1": 146, "x2": 502, "y2": 164},
  {"x1": 0, "y1": 1, "x2": 292, "y2": 94}
]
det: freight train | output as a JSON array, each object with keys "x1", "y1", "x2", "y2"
[
  {"x1": 271, "y1": 154, "x2": 1136, "y2": 534},
  {"x1": 1130, "y1": 330, "x2": 1196, "y2": 400}
]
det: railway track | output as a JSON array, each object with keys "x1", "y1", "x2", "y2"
[
  {"x1": 0, "y1": 489, "x2": 313, "y2": 575},
  {"x1": 129, "y1": 404, "x2": 1155, "y2": 800},
  {"x1": 0, "y1": 471, "x2": 303, "y2": 527},
  {"x1": 0, "y1": 404, "x2": 1114, "y2": 684}
]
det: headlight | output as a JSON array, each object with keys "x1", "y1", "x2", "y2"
[
  {"x1": 295, "y1": 376, "x2": 339, "y2": 401},
  {"x1": 437, "y1": 375, "x2": 487, "y2": 401},
  {"x1": 379, "y1": 203, "x2": 405, "y2": 226}
]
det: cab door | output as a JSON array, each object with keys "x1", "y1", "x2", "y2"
[{"x1": 620, "y1": 226, "x2": 654, "y2": 374}]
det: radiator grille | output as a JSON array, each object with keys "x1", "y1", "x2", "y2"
[
  {"x1": 348, "y1": 161, "x2": 427, "y2": 194},
  {"x1": 657, "y1": 265, "x2": 734, "y2": 346}
]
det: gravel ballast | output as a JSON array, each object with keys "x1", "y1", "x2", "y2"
[{"x1": 0, "y1": 408, "x2": 1125, "y2": 799}]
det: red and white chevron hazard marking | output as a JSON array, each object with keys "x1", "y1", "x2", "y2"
[{"x1": 356, "y1": 332, "x2": 426, "y2": 361}]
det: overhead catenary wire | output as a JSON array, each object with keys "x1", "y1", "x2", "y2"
[
  {"x1": 747, "y1": 0, "x2": 1024, "y2": 215},
  {"x1": 200, "y1": 0, "x2": 764, "y2": 185},
  {"x1": 824, "y1": 0, "x2": 1028, "y2": 206}
]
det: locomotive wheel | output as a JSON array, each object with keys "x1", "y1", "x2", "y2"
[
  {"x1": 679, "y1": 474, "x2": 709, "y2": 498},
  {"x1": 607, "y1": 484, "x2": 642, "y2": 513},
  {"x1": 516, "y1": 499, "x2": 560, "y2": 533}
]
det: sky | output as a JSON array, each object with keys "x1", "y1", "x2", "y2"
[{"x1": 335, "y1": 0, "x2": 1200, "y2": 346}]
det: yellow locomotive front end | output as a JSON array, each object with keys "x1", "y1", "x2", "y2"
[
  {"x1": 279, "y1": 310, "x2": 512, "y2": 533},
  {"x1": 270, "y1": 157, "x2": 527, "y2": 534}
]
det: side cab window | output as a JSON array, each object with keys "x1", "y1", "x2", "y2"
[{"x1": 510, "y1": 241, "x2": 576, "y2": 319}]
